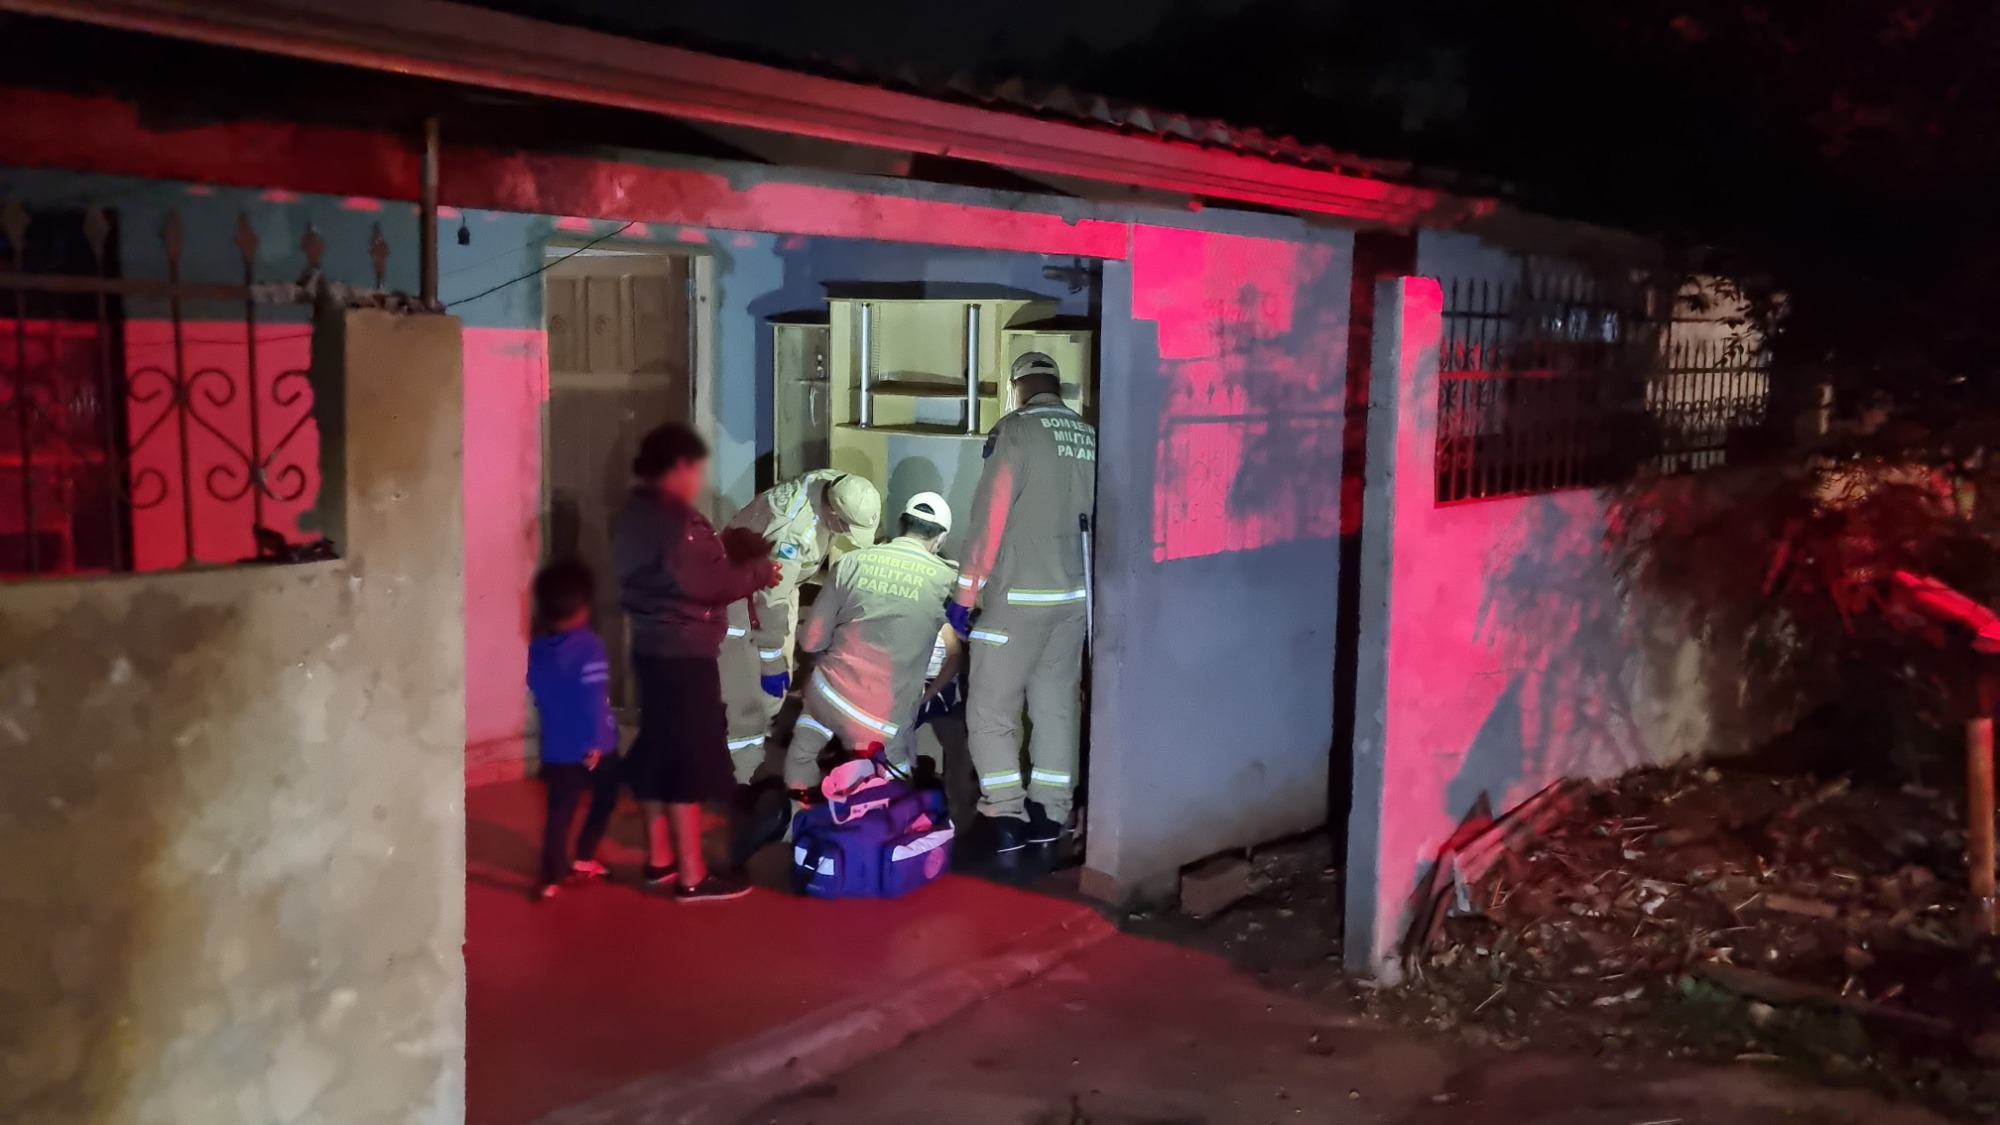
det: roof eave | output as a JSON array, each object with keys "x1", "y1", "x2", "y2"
[{"x1": 0, "y1": 0, "x2": 1489, "y2": 228}]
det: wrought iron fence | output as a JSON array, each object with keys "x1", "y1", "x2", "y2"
[
  {"x1": 1434, "y1": 268, "x2": 1770, "y2": 505},
  {"x1": 0, "y1": 200, "x2": 390, "y2": 577}
]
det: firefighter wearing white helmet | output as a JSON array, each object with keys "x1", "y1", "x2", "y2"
[
  {"x1": 949, "y1": 351, "x2": 1095, "y2": 867},
  {"x1": 718, "y1": 470, "x2": 881, "y2": 781},
  {"x1": 784, "y1": 492, "x2": 963, "y2": 791}
]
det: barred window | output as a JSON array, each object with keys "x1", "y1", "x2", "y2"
[
  {"x1": 0, "y1": 206, "x2": 128, "y2": 574},
  {"x1": 1434, "y1": 264, "x2": 1769, "y2": 504},
  {"x1": 0, "y1": 199, "x2": 375, "y2": 579}
]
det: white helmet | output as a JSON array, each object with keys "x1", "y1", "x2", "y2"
[{"x1": 902, "y1": 491, "x2": 952, "y2": 534}]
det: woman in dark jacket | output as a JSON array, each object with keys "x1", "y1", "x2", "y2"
[{"x1": 613, "y1": 422, "x2": 780, "y2": 901}]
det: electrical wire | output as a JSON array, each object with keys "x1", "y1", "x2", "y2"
[{"x1": 445, "y1": 222, "x2": 638, "y2": 310}]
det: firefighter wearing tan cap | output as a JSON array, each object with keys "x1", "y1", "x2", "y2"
[
  {"x1": 949, "y1": 351, "x2": 1096, "y2": 869},
  {"x1": 718, "y1": 470, "x2": 881, "y2": 780},
  {"x1": 784, "y1": 492, "x2": 963, "y2": 792}
]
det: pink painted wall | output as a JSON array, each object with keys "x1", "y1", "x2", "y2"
[
  {"x1": 461, "y1": 328, "x2": 548, "y2": 782},
  {"x1": 1131, "y1": 224, "x2": 1345, "y2": 563},
  {"x1": 1347, "y1": 277, "x2": 1719, "y2": 973}
]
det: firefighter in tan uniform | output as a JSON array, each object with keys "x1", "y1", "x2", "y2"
[
  {"x1": 949, "y1": 352, "x2": 1095, "y2": 867},
  {"x1": 785, "y1": 493, "x2": 963, "y2": 792},
  {"x1": 718, "y1": 470, "x2": 881, "y2": 781}
]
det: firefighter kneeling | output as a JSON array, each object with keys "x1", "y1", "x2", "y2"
[{"x1": 785, "y1": 493, "x2": 964, "y2": 797}]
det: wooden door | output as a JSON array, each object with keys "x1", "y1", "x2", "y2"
[{"x1": 543, "y1": 249, "x2": 691, "y2": 710}]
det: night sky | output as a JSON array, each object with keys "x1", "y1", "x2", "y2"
[{"x1": 529, "y1": 0, "x2": 1250, "y2": 71}]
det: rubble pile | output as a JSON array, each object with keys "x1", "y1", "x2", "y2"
[{"x1": 1398, "y1": 763, "x2": 2000, "y2": 1111}]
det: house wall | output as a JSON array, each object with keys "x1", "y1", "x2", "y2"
[
  {"x1": 0, "y1": 310, "x2": 466, "y2": 1124},
  {"x1": 445, "y1": 225, "x2": 1084, "y2": 778},
  {"x1": 1343, "y1": 245, "x2": 1733, "y2": 975},
  {"x1": 1, "y1": 149, "x2": 1367, "y2": 900},
  {"x1": 1086, "y1": 217, "x2": 1352, "y2": 902},
  {"x1": 0, "y1": 166, "x2": 1088, "y2": 782}
]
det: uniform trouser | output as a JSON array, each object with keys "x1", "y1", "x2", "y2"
[
  {"x1": 720, "y1": 592, "x2": 800, "y2": 783},
  {"x1": 719, "y1": 631, "x2": 777, "y2": 783},
  {"x1": 966, "y1": 605, "x2": 1085, "y2": 823},
  {"x1": 783, "y1": 676, "x2": 915, "y2": 791}
]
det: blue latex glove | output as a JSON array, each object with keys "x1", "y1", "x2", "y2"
[
  {"x1": 945, "y1": 601, "x2": 972, "y2": 638},
  {"x1": 760, "y1": 671, "x2": 790, "y2": 698}
]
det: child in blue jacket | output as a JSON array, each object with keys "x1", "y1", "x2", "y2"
[{"x1": 527, "y1": 559, "x2": 623, "y2": 899}]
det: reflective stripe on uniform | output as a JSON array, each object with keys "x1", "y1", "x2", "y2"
[
  {"x1": 758, "y1": 648, "x2": 786, "y2": 661},
  {"x1": 977, "y1": 769, "x2": 1023, "y2": 791},
  {"x1": 968, "y1": 629, "x2": 1009, "y2": 645},
  {"x1": 727, "y1": 734, "x2": 766, "y2": 751},
  {"x1": 1029, "y1": 768, "x2": 1073, "y2": 787},
  {"x1": 814, "y1": 677, "x2": 900, "y2": 738},
  {"x1": 726, "y1": 627, "x2": 748, "y2": 638},
  {"x1": 796, "y1": 714, "x2": 833, "y2": 740},
  {"x1": 1006, "y1": 588, "x2": 1086, "y2": 605}
]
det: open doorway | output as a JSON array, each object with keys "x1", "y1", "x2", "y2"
[
  {"x1": 540, "y1": 245, "x2": 694, "y2": 711},
  {"x1": 469, "y1": 240, "x2": 1108, "y2": 1125},
  {"x1": 764, "y1": 279, "x2": 1101, "y2": 836}
]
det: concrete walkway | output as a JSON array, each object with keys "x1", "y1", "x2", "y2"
[
  {"x1": 741, "y1": 932, "x2": 1953, "y2": 1125},
  {"x1": 470, "y1": 779, "x2": 1950, "y2": 1125},
  {"x1": 466, "y1": 779, "x2": 1109, "y2": 1125}
]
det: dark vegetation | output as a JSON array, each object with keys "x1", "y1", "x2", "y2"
[
  {"x1": 1027, "y1": 0, "x2": 2000, "y2": 424},
  {"x1": 1004, "y1": 0, "x2": 2000, "y2": 762}
]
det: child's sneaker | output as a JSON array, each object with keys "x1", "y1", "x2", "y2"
[
  {"x1": 642, "y1": 863, "x2": 679, "y2": 891},
  {"x1": 570, "y1": 859, "x2": 608, "y2": 881},
  {"x1": 676, "y1": 873, "x2": 753, "y2": 903}
]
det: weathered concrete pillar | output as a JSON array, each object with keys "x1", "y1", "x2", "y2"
[
  {"x1": 1342, "y1": 277, "x2": 1443, "y2": 979},
  {"x1": 0, "y1": 309, "x2": 467, "y2": 1124}
]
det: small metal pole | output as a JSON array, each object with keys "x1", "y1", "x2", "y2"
[
  {"x1": 964, "y1": 302, "x2": 981, "y2": 434},
  {"x1": 857, "y1": 302, "x2": 874, "y2": 428},
  {"x1": 419, "y1": 116, "x2": 440, "y2": 307},
  {"x1": 1970, "y1": 715, "x2": 1997, "y2": 936},
  {"x1": 1079, "y1": 513, "x2": 1094, "y2": 657}
]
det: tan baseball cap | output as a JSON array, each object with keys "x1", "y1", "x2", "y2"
[
  {"x1": 827, "y1": 474, "x2": 881, "y2": 533},
  {"x1": 1011, "y1": 351, "x2": 1060, "y2": 382}
]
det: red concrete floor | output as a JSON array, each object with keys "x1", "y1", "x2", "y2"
[{"x1": 465, "y1": 779, "x2": 1090, "y2": 1125}]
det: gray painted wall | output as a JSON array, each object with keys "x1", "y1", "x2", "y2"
[
  {"x1": 0, "y1": 311, "x2": 467, "y2": 1124},
  {"x1": 1086, "y1": 215, "x2": 1354, "y2": 901}
]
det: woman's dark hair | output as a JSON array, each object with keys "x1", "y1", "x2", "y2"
[
  {"x1": 899, "y1": 514, "x2": 947, "y2": 541},
  {"x1": 632, "y1": 421, "x2": 709, "y2": 480},
  {"x1": 532, "y1": 558, "x2": 595, "y2": 630}
]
